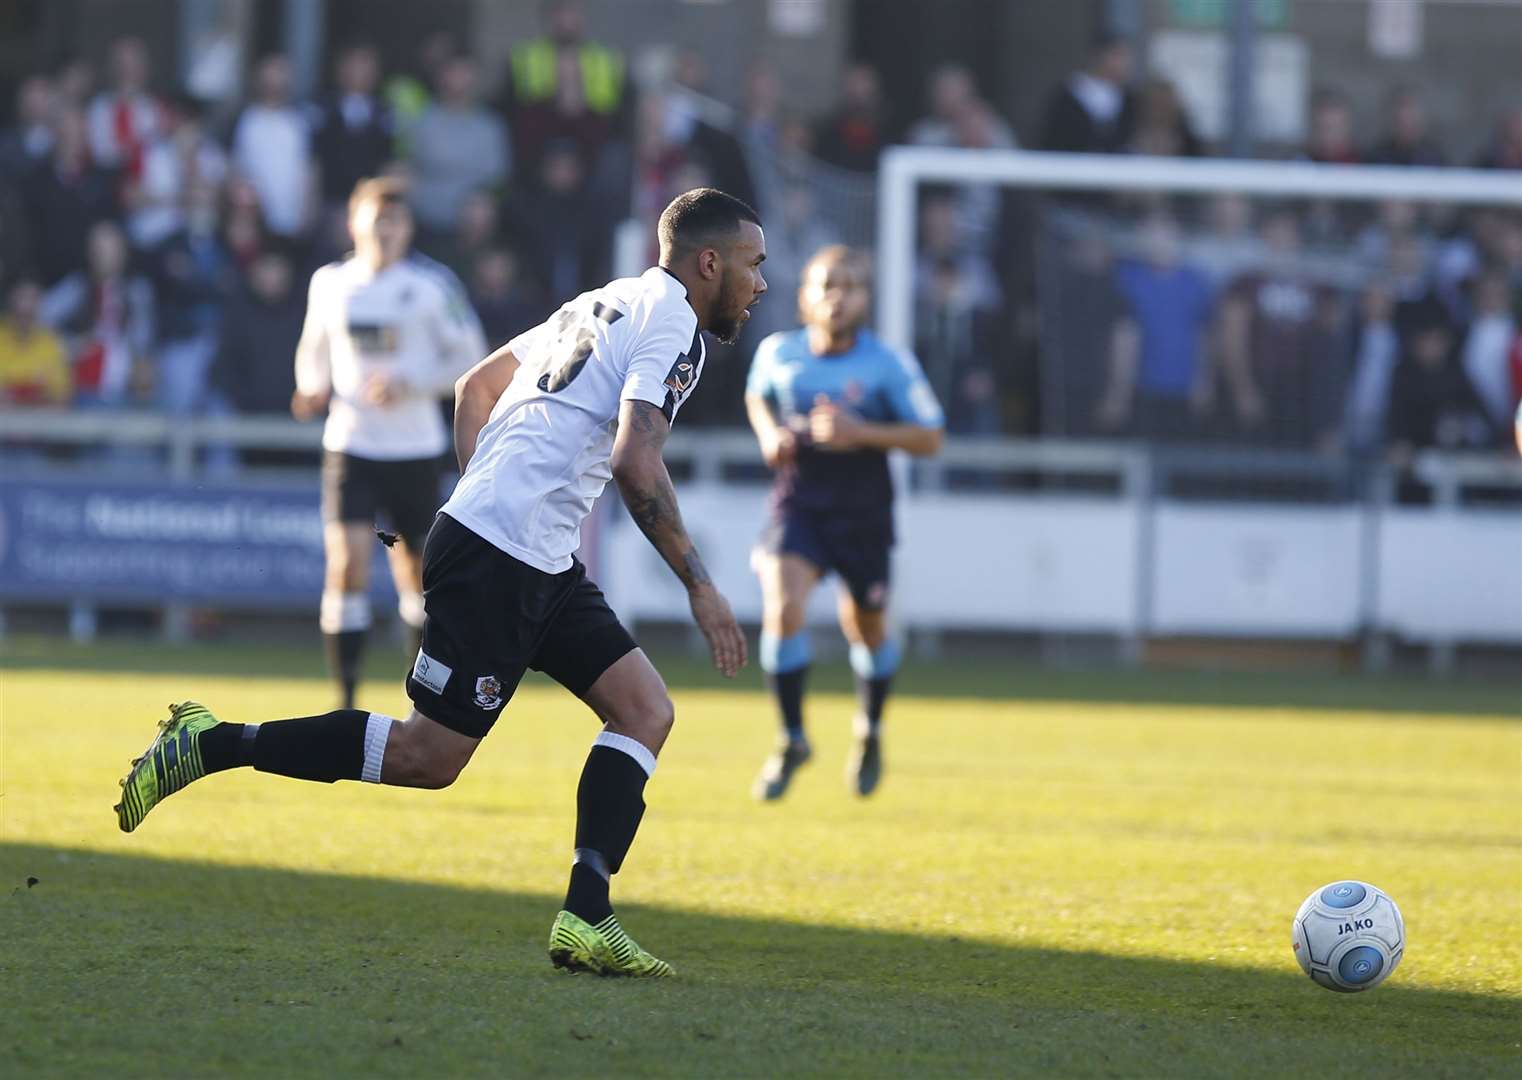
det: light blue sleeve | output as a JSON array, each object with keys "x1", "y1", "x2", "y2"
[
  {"x1": 882, "y1": 347, "x2": 945, "y2": 428},
  {"x1": 746, "y1": 334, "x2": 782, "y2": 400}
]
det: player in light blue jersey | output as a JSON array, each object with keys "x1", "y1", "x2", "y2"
[{"x1": 744, "y1": 245, "x2": 944, "y2": 800}]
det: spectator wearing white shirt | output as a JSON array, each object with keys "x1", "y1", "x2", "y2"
[{"x1": 233, "y1": 54, "x2": 315, "y2": 238}]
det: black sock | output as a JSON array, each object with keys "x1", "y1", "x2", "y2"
[
  {"x1": 564, "y1": 861, "x2": 612, "y2": 924},
  {"x1": 855, "y1": 674, "x2": 893, "y2": 733},
  {"x1": 766, "y1": 666, "x2": 809, "y2": 743},
  {"x1": 324, "y1": 630, "x2": 366, "y2": 710},
  {"x1": 249, "y1": 709, "x2": 369, "y2": 783},
  {"x1": 562, "y1": 744, "x2": 649, "y2": 922},
  {"x1": 198, "y1": 723, "x2": 258, "y2": 774}
]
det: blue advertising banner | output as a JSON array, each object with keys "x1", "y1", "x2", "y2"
[{"x1": 0, "y1": 476, "x2": 396, "y2": 607}]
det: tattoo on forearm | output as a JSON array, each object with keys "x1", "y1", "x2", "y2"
[{"x1": 679, "y1": 547, "x2": 711, "y2": 588}]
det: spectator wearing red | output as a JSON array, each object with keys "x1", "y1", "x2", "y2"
[
  {"x1": 86, "y1": 36, "x2": 165, "y2": 182},
  {"x1": 1039, "y1": 33, "x2": 1136, "y2": 154},
  {"x1": 1366, "y1": 86, "x2": 1447, "y2": 167},
  {"x1": 125, "y1": 99, "x2": 228, "y2": 252},
  {"x1": 38, "y1": 220, "x2": 155, "y2": 405},
  {"x1": 813, "y1": 63, "x2": 890, "y2": 173},
  {"x1": 0, "y1": 279, "x2": 70, "y2": 405}
]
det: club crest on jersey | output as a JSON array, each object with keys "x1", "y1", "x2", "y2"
[
  {"x1": 844, "y1": 378, "x2": 866, "y2": 405},
  {"x1": 663, "y1": 358, "x2": 697, "y2": 396},
  {"x1": 474, "y1": 675, "x2": 504, "y2": 710}
]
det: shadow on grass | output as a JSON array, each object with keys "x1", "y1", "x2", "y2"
[
  {"x1": 2, "y1": 843, "x2": 1518, "y2": 1078},
  {"x1": 3, "y1": 635, "x2": 1520, "y2": 718}
]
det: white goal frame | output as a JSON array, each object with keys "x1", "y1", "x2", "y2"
[{"x1": 875, "y1": 147, "x2": 1522, "y2": 354}]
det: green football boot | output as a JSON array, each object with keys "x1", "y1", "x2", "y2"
[
  {"x1": 548, "y1": 910, "x2": 674, "y2": 978},
  {"x1": 115, "y1": 701, "x2": 220, "y2": 833}
]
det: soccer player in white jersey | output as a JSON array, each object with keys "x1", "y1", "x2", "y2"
[
  {"x1": 292, "y1": 177, "x2": 487, "y2": 710},
  {"x1": 115, "y1": 188, "x2": 766, "y2": 978}
]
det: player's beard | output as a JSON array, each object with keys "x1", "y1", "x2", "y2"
[{"x1": 711, "y1": 313, "x2": 743, "y2": 345}]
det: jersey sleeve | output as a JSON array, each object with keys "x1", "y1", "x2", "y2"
[
  {"x1": 745, "y1": 334, "x2": 781, "y2": 400},
  {"x1": 884, "y1": 347, "x2": 945, "y2": 428},
  {"x1": 293, "y1": 269, "x2": 333, "y2": 396},
  {"x1": 620, "y1": 306, "x2": 700, "y2": 422},
  {"x1": 420, "y1": 270, "x2": 488, "y2": 395}
]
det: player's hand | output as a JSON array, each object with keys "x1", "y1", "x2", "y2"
[
  {"x1": 290, "y1": 389, "x2": 329, "y2": 421},
  {"x1": 761, "y1": 426, "x2": 797, "y2": 469},
  {"x1": 364, "y1": 372, "x2": 410, "y2": 406},
  {"x1": 688, "y1": 582, "x2": 747, "y2": 678},
  {"x1": 808, "y1": 394, "x2": 863, "y2": 451}
]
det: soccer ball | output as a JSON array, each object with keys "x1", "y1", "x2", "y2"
[{"x1": 1292, "y1": 880, "x2": 1405, "y2": 993}]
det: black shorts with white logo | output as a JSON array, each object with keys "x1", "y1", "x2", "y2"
[
  {"x1": 405, "y1": 513, "x2": 638, "y2": 738},
  {"x1": 321, "y1": 450, "x2": 443, "y2": 553}
]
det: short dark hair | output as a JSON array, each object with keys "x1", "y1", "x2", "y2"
[
  {"x1": 349, "y1": 175, "x2": 409, "y2": 218},
  {"x1": 657, "y1": 188, "x2": 760, "y2": 260}
]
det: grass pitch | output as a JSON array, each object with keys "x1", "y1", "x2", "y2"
[{"x1": 1, "y1": 637, "x2": 1519, "y2": 1077}]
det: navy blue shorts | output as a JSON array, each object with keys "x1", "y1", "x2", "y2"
[{"x1": 760, "y1": 507, "x2": 892, "y2": 611}]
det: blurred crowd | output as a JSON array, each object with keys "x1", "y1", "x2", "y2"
[{"x1": 0, "y1": 8, "x2": 1518, "y2": 459}]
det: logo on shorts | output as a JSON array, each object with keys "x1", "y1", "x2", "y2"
[
  {"x1": 474, "y1": 675, "x2": 504, "y2": 710},
  {"x1": 411, "y1": 650, "x2": 452, "y2": 694},
  {"x1": 865, "y1": 581, "x2": 888, "y2": 608}
]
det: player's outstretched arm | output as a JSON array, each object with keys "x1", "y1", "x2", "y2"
[
  {"x1": 612, "y1": 399, "x2": 747, "y2": 677},
  {"x1": 453, "y1": 345, "x2": 521, "y2": 471}
]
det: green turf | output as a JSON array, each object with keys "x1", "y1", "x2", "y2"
[{"x1": 2, "y1": 640, "x2": 1519, "y2": 1077}]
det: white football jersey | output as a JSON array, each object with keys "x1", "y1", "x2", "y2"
[
  {"x1": 442, "y1": 266, "x2": 706, "y2": 574},
  {"x1": 295, "y1": 253, "x2": 487, "y2": 460}
]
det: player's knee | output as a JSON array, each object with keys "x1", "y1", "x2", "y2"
[
  {"x1": 613, "y1": 693, "x2": 674, "y2": 747},
  {"x1": 774, "y1": 598, "x2": 808, "y2": 636}
]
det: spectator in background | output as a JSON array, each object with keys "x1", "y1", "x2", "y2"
[
  {"x1": 1304, "y1": 88, "x2": 1359, "y2": 164},
  {"x1": 125, "y1": 99, "x2": 228, "y2": 252},
  {"x1": 1220, "y1": 208, "x2": 1346, "y2": 447},
  {"x1": 1039, "y1": 33, "x2": 1135, "y2": 154},
  {"x1": 313, "y1": 42, "x2": 395, "y2": 217},
  {"x1": 1098, "y1": 214, "x2": 1213, "y2": 438},
  {"x1": 813, "y1": 63, "x2": 889, "y2": 173},
  {"x1": 743, "y1": 183, "x2": 838, "y2": 347},
  {"x1": 22, "y1": 109, "x2": 119, "y2": 285},
  {"x1": 665, "y1": 50, "x2": 758, "y2": 210},
  {"x1": 431, "y1": 188, "x2": 502, "y2": 281},
  {"x1": 916, "y1": 255, "x2": 1002, "y2": 435},
  {"x1": 150, "y1": 180, "x2": 232, "y2": 413},
  {"x1": 233, "y1": 55, "x2": 314, "y2": 239},
  {"x1": 86, "y1": 36, "x2": 165, "y2": 182},
  {"x1": 409, "y1": 54, "x2": 510, "y2": 241},
  {"x1": 213, "y1": 246, "x2": 303, "y2": 417},
  {"x1": 1474, "y1": 106, "x2": 1522, "y2": 171},
  {"x1": 1, "y1": 76, "x2": 58, "y2": 174},
  {"x1": 1461, "y1": 269, "x2": 1519, "y2": 432},
  {"x1": 1046, "y1": 227, "x2": 1131, "y2": 437},
  {"x1": 505, "y1": 0, "x2": 625, "y2": 174},
  {"x1": 1367, "y1": 86, "x2": 1446, "y2": 167},
  {"x1": 383, "y1": 30, "x2": 458, "y2": 155},
  {"x1": 53, "y1": 56, "x2": 96, "y2": 111},
  {"x1": 468, "y1": 247, "x2": 542, "y2": 347},
  {"x1": 1128, "y1": 77, "x2": 1202, "y2": 157},
  {"x1": 39, "y1": 220, "x2": 155, "y2": 405},
  {"x1": 220, "y1": 176, "x2": 271, "y2": 270},
  {"x1": 505, "y1": 139, "x2": 606, "y2": 299},
  {"x1": 1191, "y1": 192, "x2": 1263, "y2": 286},
  {"x1": 1341, "y1": 281, "x2": 1401, "y2": 455},
  {"x1": 0, "y1": 278, "x2": 70, "y2": 405},
  {"x1": 914, "y1": 190, "x2": 1000, "y2": 312},
  {"x1": 1387, "y1": 297, "x2": 1496, "y2": 460},
  {"x1": 909, "y1": 64, "x2": 1016, "y2": 149}
]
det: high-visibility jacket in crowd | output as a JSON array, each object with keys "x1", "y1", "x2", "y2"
[{"x1": 510, "y1": 39, "x2": 623, "y2": 115}]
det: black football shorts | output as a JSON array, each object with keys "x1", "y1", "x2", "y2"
[
  {"x1": 320, "y1": 450, "x2": 443, "y2": 553},
  {"x1": 404, "y1": 513, "x2": 638, "y2": 738}
]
